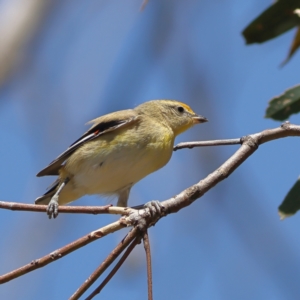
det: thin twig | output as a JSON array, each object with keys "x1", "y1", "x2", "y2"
[
  {"x1": 173, "y1": 138, "x2": 241, "y2": 150},
  {"x1": 0, "y1": 221, "x2": 125, "y2": 283},
  {"x1": 2, "y1": 122, "x2": 300, "y2": 294},
  {"x1": 0, "y1": 201, "x2": 130, "y2": 215},
  {"x1": 140, "y1": 0, "x2": 149, "y2": 11},
  {"x1": 143, "y1": 231, "x2": 153, "y2": 300},
  {"x1": 126, "y1": 123, "x2": 300, "y2": 222},
  {"x1": 85, "y1": 235, "x2": 142, "y2": 300},
  {"x1": 70, "y1": 227, "x2": 140, "y2": 300},
  {"x1": 162, "y1": 122, "x2": 300, "y2": 213}
]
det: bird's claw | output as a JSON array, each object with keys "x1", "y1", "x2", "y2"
[
  {"x1": 144, "y1": 200, "x2": 165, "y2": 225},
  {"x1": 47, "y1": 195, "x2": 59, "y2": 219}
]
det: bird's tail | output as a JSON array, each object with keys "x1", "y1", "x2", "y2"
[
  {"x1": 35, "y1": 179, "x2": 59, "y2": 205},
  {"x1": 35, "y1": 193, "x2": 53, "y2": 205}
]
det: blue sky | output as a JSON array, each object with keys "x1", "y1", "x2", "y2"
[{"x1": 1, "y1": 1, "x2": 300, "y2": 299}]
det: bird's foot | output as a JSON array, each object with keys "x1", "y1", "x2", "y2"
[
  {"x1": 47, "y1": 195, "x2": 59, "y2": 219},
  {"x1": 128, "y1": 201, "x2": 166, "y2": 231},
  {"x1": 144, "y1": 200, "x2": 165, "y2": 225}
]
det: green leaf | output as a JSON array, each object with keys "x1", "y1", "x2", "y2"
[
  {"x1": 278, "y1": 177, "x2": 300, "y2": 219},
  {"x1": 265, "y1": 85, "x2": 300, "y2": 121},
  {"x1": 242, "y1": 0, "x2": 300, "y2": 44},
  {"x1": 281, "y1": 26, "x2": 300, "y2": 65}
]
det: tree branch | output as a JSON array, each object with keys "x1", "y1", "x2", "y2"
[
  {"x1": 174, "y1": 138, "x2": 241, "y2": 150},
  {"x1": 1, "y1": 122, "x2": 299, "y2": 296},
  {"x1": 127, "y1": 122, "x2": 300, "y2": 221},
  {"x1": 140, "y1": 0, "x2": 149, "y2": 11},
  {"x1": 0, "y1": 201, "x2": 130, "y2": 215},
  {"x1": 143, "y1": 231, "x2": 153, "y2": 300},
  {"x1": 0, "y1": 220, "x2": 127, "y2": 283},
  {"x1": 85, "y1": 235, "x2": 142, "y2": 300},
  {"x1": 173, "y1": 121, "x2": 299, "y2": 151},
  {"x1": 70, "y1": 227, "x2": 140, "y2": 300}
]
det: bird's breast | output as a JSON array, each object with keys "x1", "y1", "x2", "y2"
[{"x1": 65, "y1": 128, "x2": 174, "y2": 195}]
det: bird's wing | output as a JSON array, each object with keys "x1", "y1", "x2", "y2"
[{"x1": 37, "y1": 109, "x2": 139, "y2": 177}]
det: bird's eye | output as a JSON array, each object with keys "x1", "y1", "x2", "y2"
[{"x1": 177, "y1": 106, "x2": 184, "y2": 113}]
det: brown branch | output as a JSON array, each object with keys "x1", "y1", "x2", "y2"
[
  {"x1": 85, "y1": 235, "x2": 142, "y2": 300},
  {"x1": 2, "y1": 122, "x2": 300, "y2": 296},
  {"x1": 143, "y1": 231, "x2": 153, "y2": 300},
  {"x1": 140, "y1": 0, "x2": 149, "y2": 11},
  {"x1": 70, "y1": 227, "x2": 140, "y2": 300},
  {"x1": 127, "y1": 122, "x2": 300, "y2": 221},
  {"x1": 173, "y1": 122, "x2": 298, "y2": 151},
  {"x1": 75, "y1": 122, "x2": 300, "y2": 297},
  {"x1": 166, "y1": 122, "x2": 300, "y2": 212},
  {"x1": 0, "y1": 221, "x2": 126, "y2": 284},
  {"x1": 0, "y1": 201, "x2": 130, "y2": 216},
  {"x1": 174, "y1": 138, "x2": 241, "y2": 150}
]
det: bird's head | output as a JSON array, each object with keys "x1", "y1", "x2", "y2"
[{"x1": 138, "y1": 100, "x2": 208, "y2": 136}]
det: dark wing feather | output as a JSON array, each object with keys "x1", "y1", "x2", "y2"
[
  {"x1": 37, "y1": 110, "x2": 138, "y2": 177},
  {"x1": 35, "y1": 179, "x2": 60, "y2": 204}
]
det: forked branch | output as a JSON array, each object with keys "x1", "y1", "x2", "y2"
[
  {"x1": 70, "y1": 227, "x2": 140, "y2": 299},
  {"x1": 0, "y1": 122, "x2": 299, "y2": 298},
  {"x1": 0, "y1": 220, "x2": 127, "y2": 284},
  {"x1": 143, "y1": 231, "x2": 153, "y2": 300},
  {"x1": 85, "y1": 234, "x2": 142, "y2": 300}
]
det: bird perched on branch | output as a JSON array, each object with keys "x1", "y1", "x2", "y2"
[{"x1": 35, "y1": 100, "x2": 208, "y2": 218}]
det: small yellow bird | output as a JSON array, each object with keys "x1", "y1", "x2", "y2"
[{"x1": 35, "y1": 100, "x2": 207, "y2": 218}]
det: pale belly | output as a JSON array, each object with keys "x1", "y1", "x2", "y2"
[{"x1": 62, "y1": 138, "x2": 173, "y2": 200}]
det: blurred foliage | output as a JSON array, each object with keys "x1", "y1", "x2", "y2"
[
  {"x1": 265, "y1": 85, "x2": 300, "y2": 120},
  {"x1": 242, "y1": 0, "x2": 300, "y2": 63},
  {"x1": 278, "y1": 177, "x2": 300, "y2": 219},
  {"x1": 281, "y1": 26, "x2": 300, "y2": 66},
  {"x1": 242, "y1": 0, "x2": 300, "y2": 44},
  {"x1": 0, "y1": 0, "x2": 49, "y2": 86},
  {"x1": 243, "y1": 1, "x2": 300, "y2": 217}
]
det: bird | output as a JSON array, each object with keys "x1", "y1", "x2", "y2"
[{"x1": 35, "y1": 100, "x2": 208, "y2": 218}]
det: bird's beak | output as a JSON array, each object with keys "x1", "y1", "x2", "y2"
[{"x1": 192, "y1": 115, "x2": 208, "y2": 124}]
